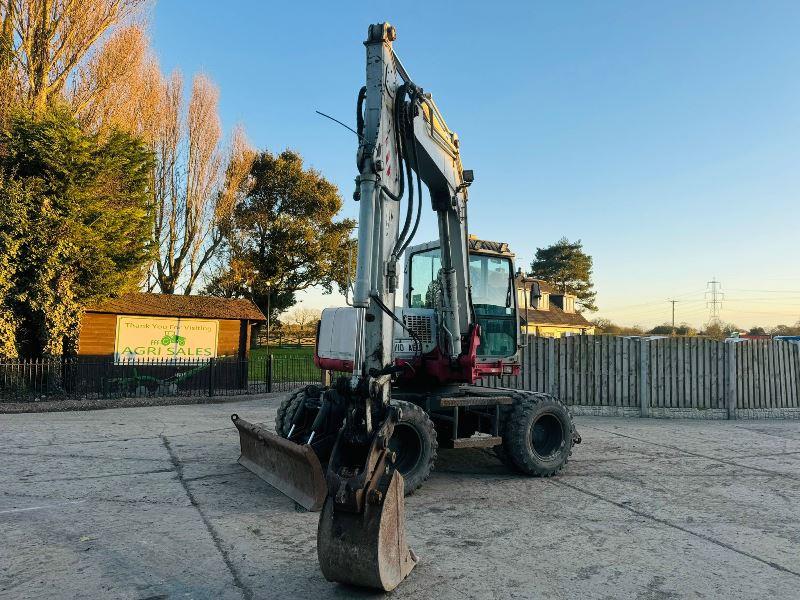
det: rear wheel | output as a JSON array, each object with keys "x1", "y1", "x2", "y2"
[
  {"x1": 275, "y1": 385, "x2": 321, "y2": 437},
  {"x1": 389, "y1": 400, "x2": 438, "y2": 494},
  {"x1": 501, "y1": 392, "x2": 574, "y2": 476}
]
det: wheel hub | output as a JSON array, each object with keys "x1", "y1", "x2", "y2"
[
  {"x1": 388, "y1": 422, "x2": 423, "y2": 476},
  {"x1": 531, "y1": 413, "x2": 564, "y2": 458}
]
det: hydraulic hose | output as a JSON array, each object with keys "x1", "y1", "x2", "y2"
[
  {"x1": 358, "y1": 83, "x2": 406, "y2": 204},
  {"x1": 356, "y1": 86, "x2": 366, "y2": 138},
  {"x1": 395, "y1": 88, "x2": 424, "y2": 259},
  {"x1": 392, "y1": 85, "x2": 414, "y2": 252},
  {"x1": 369, "y1": 292, "x2": 422, "y2": 358},
  {"x1": 356, "y1": 81, "x2": 422, "y2": 263}
]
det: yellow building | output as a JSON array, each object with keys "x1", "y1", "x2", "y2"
[{"x1": 516, "y1": 275, "x2": 595, "y2": 337}]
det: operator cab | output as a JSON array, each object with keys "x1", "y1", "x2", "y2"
[
  {"x1": 403, "y1": 238, "x2": 519, "y2": 364},
  {"x1": 315, "y1": 238, "x2": 522, "y2": 380}
]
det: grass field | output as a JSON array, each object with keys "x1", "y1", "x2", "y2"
[
  {"x1": 249, "y1": 345, "x2": 314, "y2": 361},
  {"x1": 248, "y1": 345, "x2": 318, "y2": 382}
]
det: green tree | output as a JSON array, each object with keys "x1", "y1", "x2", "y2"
[
  {"x1": 649, "y1": 322, "x2": 697, "y2": 335},
  {"x1": 0, "y1": 109, "x2": 153, "y2": 357},
  {"x1": 590, "y1": 318, "x2": 612, "y2": 332},
  {"x1": 590, "y1": 319, "x2": 643, "y2": 335},
  {"x1": 770, "y1": 322, "x2": 800, "y2": 337},
  {"x1": 0, "y1": 177, "x2": 26, "y2": 357},
  {"x1": 649, "y1": 324, "x2": 674, "y2": 335},
  {"x1": 702, "y1": 321, "x2": 739, "y2": 340},
  {"x1": 530, "y1": 237, "x2": 597, "y2": 311},
  {"x1": 205, "y1": 150, "x2": 355, "y2": 322}
]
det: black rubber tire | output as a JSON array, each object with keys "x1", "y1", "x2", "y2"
[
  {"x1": 277, "y1": 392, "x2": 437, "y2": 495},
  {"x1": 500, "y1": 391, "x2": 574, "y2": 476},
  {"x1": 275, "y1": 385, "x2": 321, "y2": 437},
  {"x1": 390, "y1": 400, "x2": 438, "y2": 495}
]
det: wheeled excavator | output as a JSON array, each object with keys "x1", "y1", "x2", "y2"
[{"x1": 231, "y1": 22, "x2": 579, "y2": 592}]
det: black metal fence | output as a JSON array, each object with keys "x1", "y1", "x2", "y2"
[
  {"x1": 0, "y1": 354, "x2": 330, "y2": 402},
  {"x1": 250, "y1": 354, "x2": 333, "y2": 393}
]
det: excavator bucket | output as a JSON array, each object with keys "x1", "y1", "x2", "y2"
[
  {"x1": 317, "y1": 470, "x2": 418, "y2": 591},
  {"x1": 231, "y1": 414, "x2": 327, "y2": 512}
]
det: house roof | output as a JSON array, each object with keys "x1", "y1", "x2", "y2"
[
  {"x1": 523, "y1": 304, "x2": 592, "y2": 328},
  {"x1": 85, "y1": 293, "x2": 266, "y2": 321}
]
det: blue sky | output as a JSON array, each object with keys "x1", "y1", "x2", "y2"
[{"x1": 150, "y1": 1, "x2": 800, "y2": 329}]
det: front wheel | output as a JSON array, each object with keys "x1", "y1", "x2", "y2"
[
  {"x1": 502, "y1": 392, "x2": 574, "y2": 477},
  {"x1": 389, "y1": 400, "x2": 438, "y2": 495},
  {"x1": 276, "y1": 392, "x2": 437, "y2": 495}
]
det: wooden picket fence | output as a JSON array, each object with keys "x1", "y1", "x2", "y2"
[{"x1": 479, "y1": 336, "x2": 800, "y2": 418}]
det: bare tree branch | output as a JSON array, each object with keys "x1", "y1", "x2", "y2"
[{"x1": 148, "y1": 74, "x2": 253, "y2": 295}]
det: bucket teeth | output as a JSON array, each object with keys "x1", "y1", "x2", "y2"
[{"x1": 317, "y1": 470, "x2": 417, "y2": 591}]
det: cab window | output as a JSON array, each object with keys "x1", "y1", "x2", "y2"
[
  {"x1": 409, "y1": 248, "x2": 517, "y2": 358},
  {"x1": 408, "y1": 248, "x2": 441, "y2": 309},
  {"x1": 469, "y1": 254, "x2": 516, "y2": 357}
]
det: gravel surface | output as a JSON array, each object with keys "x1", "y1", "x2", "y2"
[
  {"x1": 0, "y1": 392, "x2": 275, "y2": 414},
  {"x1": 2, "y1": 395, "x2": 799, "y2": 599}
]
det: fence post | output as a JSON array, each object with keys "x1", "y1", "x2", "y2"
[
  {"x1": 726, "y1": 342, "x2": 737, "y2": 420},
  {"x1": 639, "y1": 340, "x2": 650, "y2": 417},
  {"x1": 321, "y1": 368, "x2": 331, "y2": 387},
  {"x1": 208, "y1": 357, "x2": 216, "y2": 397},
  {"x1": 267, "y1": 354, "x2": 274, "y2": 393},
  {"x1": 547, "y1": 337, "x2": 556, "y2": 396}
]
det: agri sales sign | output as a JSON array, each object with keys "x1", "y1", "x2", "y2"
[{"x1": 114, "y1": 316, "x2": 219, "y2": 363}]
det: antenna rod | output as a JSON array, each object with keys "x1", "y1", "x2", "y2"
[{"x1": 315, "y1": 110, "x2": 365, "y2": 141}]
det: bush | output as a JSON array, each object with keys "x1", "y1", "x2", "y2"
[{"x1": 0, "y1": 108, "x2": 153, "y2": 357}]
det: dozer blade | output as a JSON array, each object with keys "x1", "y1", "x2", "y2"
[
  {"x1": 317, "y1": 470, "x2": 418, "y2": 591},
  {"x1": 231, "y1": 414, "x2": 326, "y2": 512}
]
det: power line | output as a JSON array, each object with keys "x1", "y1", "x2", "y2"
[
  {"x1": 605, "y1": 300, "x2": 705, "y2": 319},
  {"x1": 725, "y1": 299, "x2": 800, "y2": 305},
  {"x1": 725, "y1": 288, "x2": 800, "y2": 294},
  {"x1": 718, "y1": 309, "x2": 800, "y2": 317},
  {"x1": 600, "y1": 298, "x2": 705, "y2": 315},
  {"x1": 597, "y1": 289, "x2": 706, "y2": 313}
]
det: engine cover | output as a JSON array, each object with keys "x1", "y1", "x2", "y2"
[
  {"x1": 315, "y1": 307, "x2": 357, "y2": 372},
  {"x1": 315, "y1": 307, "x2": 437, "y2": 371}
]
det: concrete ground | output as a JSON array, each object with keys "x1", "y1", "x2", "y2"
[{"x1": 1, "y1": 396, "x2": 799, "y2": 600}]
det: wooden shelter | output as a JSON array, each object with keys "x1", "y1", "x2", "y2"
[{"x1": 78, "y1": 293, "x2": 265, "y2": 361}]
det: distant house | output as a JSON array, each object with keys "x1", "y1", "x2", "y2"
[{"x1": 515, "y1": 274, "x2": 594, "y2": 337}]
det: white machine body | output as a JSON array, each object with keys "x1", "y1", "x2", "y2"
[{"x1": 316, "y1": 306, "x2": 437, "y2": 367}]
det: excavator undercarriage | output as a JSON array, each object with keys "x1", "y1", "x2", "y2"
[{"x1": 233, "y1": 382, "x2": 579, "y2": 589}]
